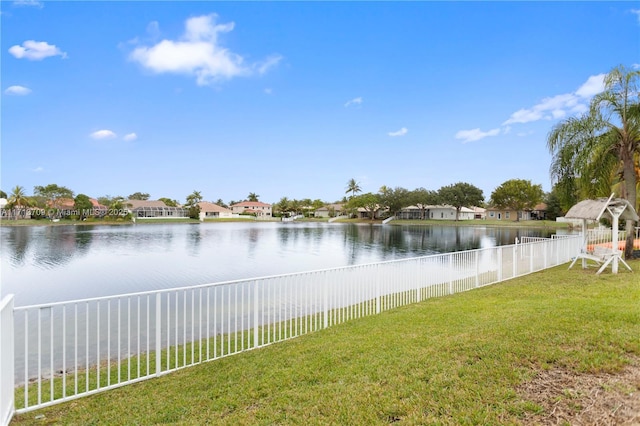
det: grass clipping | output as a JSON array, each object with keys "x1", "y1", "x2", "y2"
[{"x1": 517, "y1": 356, "x2": 640, "y2": 425}]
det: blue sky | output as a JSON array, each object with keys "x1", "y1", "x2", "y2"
[{"x1": 2, "y1": 1, "x2": 639, "y2": 205}]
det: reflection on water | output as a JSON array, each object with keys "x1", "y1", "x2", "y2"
[{"x1": 0, "y1": 222, "x2": 567, "y2": 306}]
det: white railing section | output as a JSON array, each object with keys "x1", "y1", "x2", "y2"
[
  {"x1": 586, "y1": 228, "x2": 626, "y2": 251},
  {"x1": 1, "y1": 296, "x2": 14, "y2": 426},
  {"x1": 7, "y1": 235, "x2": 582, "y2": 417}
]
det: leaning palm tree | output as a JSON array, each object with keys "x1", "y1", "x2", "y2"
[
  {"x1": 345, "y1": 178, "x2": 362, "y2": 199},
  {"x1": 548, "y1": 65, "x2": 640, "y2": 259}
]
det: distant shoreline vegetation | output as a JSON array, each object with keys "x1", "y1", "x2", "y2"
[{"x1": 0, "y1": 217, "x2": 571, "y2": 229}]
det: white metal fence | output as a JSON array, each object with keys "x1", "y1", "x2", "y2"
[
  {"x1": 2, "y1": 235, "x2": 582, "y2": 422},
  {"x1": 0, "y1": 296, "x2": 14, "y2": 426},
  {"x1": 586, "y1": 228, "x2": 627, "y2": 252}
]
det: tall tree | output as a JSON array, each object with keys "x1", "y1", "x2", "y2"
[
  {"x1": 490, "y1": 179, "x2": 544, "y2": 221},
  {"x1": 247, "y1": 193, "x2": 259, "y2": 202},
  {"x1": 34, "y1": 183, "x2": 74, "y2": 208},
  {"x1": 411, "y1": 187, "x2": 439, "y2": 220},
  {"x1": 74, "y1": 194, "x2": 93, "y2": 220},
  {"x1": 7, "y1": 185, "x2": 32, "y2": 219},
  {"x1": 185, "y1": 190, "x2": 203, "y2": 219},
  {"x1": 215, "y1": 199, "x2": 229, "y2": 208},
  {"x1": 275, "y1": 196, "x2": 291, "y2": 216},
  {"x1": 378, "y1": 186, "x2": 410, "y2": 218},
  {"x1": 345, "y1": 178, "x2": 362, "y2": 199},
  {"x1": 544, "y1": 189, "x2": 565, "y2": 222},
  {"x1": 128, "y1": 192, "x2": 150, "y2": 200},
  {"x1": 438, "y1": 182, "x2": 484, "y2": 221},
  {"x1": 158, "y1": 197, "x2": 177, "y2": 207},
  {"x1": 0, "y1": 190, "x2": 7, "y2": 199},
  {"x1": 348, "y1": 192, "x2": 380, "y2": 220},
  {"x1": 548, "y1": 65, "x2": 640, "y2": 258}
]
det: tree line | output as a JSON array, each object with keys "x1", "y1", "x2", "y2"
[
  {"x1": 340, "y1": 179, "x2": 549, "y2": 222},
  {"x1": 2, "y1": 65, "x2": 637, "y2": 255}
]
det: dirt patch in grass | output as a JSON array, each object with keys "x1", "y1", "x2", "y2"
[{"x1": 518, "y1": 357, "x2": 640, "y2": 425}]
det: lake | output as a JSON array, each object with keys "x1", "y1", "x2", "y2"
[{"x1": 0, "y1": 222, "x2": 568, "y2": 307}]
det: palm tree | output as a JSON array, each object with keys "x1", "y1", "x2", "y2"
[
  {"x1": 548, "y1": 65, "x2": 640, "y2": 259},
  {"x1": 247, "y1": 193, "x2": 259, "y2": 202},
  {"x1": 345, "y1": 178, "x2": 361, "y2": 199},
  {"x1": 7, "y1": 185, "x2": 32, "y2": 219}
]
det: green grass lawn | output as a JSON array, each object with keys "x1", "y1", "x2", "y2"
[{"x1": 10, "y1": 260, "x2": 640, "y2": 425}]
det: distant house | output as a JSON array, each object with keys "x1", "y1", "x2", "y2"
[
  {"x1": 356, "y1": 206, "x2": 387, "y2": 219},
  {"x1": 230, "y1": 201, "x2": 272, "y2": 218},
  {"x1": 197, "y1": 202, "x2": 233, "y2": 220},
  {"x1": 472, "y1": 206, "x2": 486, "y2": 220},
  {"x1": 314, "y1": 203, "x2": 344, "y2": 218},
  {"x1": 397, "y1": 205, "x2": 476, "y2": 220},
  {"x1": 486, "y1": 207, "x2": 533, "y2": 221},
  {"x1": 125, "y1": 200, "x2": 187, "y2": 218},
  {"x1": 90, "y1": 198, "x2": 108, "y2": 216},
  {"x1": 530, "y1": 203, "x2": 547, "y2": 220}
]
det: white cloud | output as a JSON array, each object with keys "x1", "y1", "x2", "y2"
[
  {"x1": 388, "y1": 127, "x2": 408, "y2": 137},
  {"x1": 455, "y1": 128, "x2": 500, "y2": 143},
  {"x1": 344, "y1": 97, "x2": 363, "y2": 108},
  {"x1": 255, "y1": 54, "x2": 283, "y2": 75},
  {"x1": 32, "y1": 166, "x2": 44, "y2": 172},
  {"x1": 633, "y1": 64, "x2": 640, "y2": 70},
  {"x1": 90, "y1": 130, "x2": 117, "y2": 140},
  {"x1": 632, "y1": 9, "x2": 640, "y2": 23},
  {"x1": 123, "y1": 133, "x2": 138, "y2": 141},
  {"x1": 264, "y1": 88, "x2": 273, "y2": 95},
  {"x1": 4, "y1": 85, "x2": 31, "y2": 95},
  {"x1": 502, "y1": 73, "x2": 605, "y2": 125},
  {"x1": 9, "y1": 40, "x2": 67, "y2": 60},
  {"x1": 13, "y1": 0, "x2": 43, "y2": 7},
  {"x1": 129, "y1": 14, "x2": 280, "y2": 86},
  {"x1": 575, "y1": 74, "x2": 606, "y2": 97}
]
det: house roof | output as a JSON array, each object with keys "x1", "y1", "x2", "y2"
[
  {"x1": 125, "y1": 199, "x2": 169, "y2": 209},
  {"x1": 197, "y1": 202, "x2": 231, "y2": 213},
  {"x1": 231, "y1": 201, "x2": 272, "y2": 208},
  {"x1": 564, "y1": 197, "x2": 638, "y2": 221},
  {"x1": 533, "y1": 203, "x2": 547, "y2": 211},
  {"x1": 48, "y1": 197, "x2": 75, "y2": 209},
  {"x1": 316, "y1": 203, "x2": 344, "y2": 211},
  {"x1": 90, "y1": 198, "x2": 107, "y2": 209}
]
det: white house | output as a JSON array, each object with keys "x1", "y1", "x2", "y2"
[{"x1": 197, "y1": 202, "x2": 233, "y2": 220}]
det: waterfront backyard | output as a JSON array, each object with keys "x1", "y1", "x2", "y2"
[{"x1": 10, "y1": 260, "x2": 639, "y2": 425}]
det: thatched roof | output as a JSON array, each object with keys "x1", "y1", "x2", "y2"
[{"x1": 565, "y1": 197, "x2": 638, "y2": 221}]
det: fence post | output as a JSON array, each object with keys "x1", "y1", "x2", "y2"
[
  {"x1": 497, "y1": 247, "x2": 503, "y2": 282},
  {"x1": 448, "y1": 255, "x2": 453, "y2": 295},
  {"x1": 375, "y1": 265, "x2": 381, "y2": 314},
  {"x1": 253, "y1": 281, "x2": 259, "y2": 348},
  {"x1": 323, "y1": 275, "x2": 329, "y2": 329},
  {"x1": 1, "y1": 295, "x2": 15, "y2": 426},
  {"x1": 155, "y1": 293, "x2": 161, "y2": 377}
]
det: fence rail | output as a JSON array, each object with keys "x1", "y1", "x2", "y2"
[
  {"x1": 586, "y1": 228, "x2": 627, "y2": 252},
  {"x1": 2, "y1": 235, "x2": 582, "y2": 421}
]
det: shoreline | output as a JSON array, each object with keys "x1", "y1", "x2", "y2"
[{"x1": 0, "y1": 217, "x2": 571, "y2": 229}]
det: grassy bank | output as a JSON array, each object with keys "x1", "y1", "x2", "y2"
[{"x1": 11, "y1": 261, "x2": 639, "y2": 425}]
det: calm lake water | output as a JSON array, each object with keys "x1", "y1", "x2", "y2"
[{"x1": 0, "y1": 222, "x2": 568, "y2": 307}]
